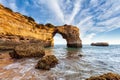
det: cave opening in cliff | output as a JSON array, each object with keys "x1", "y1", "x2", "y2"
[{"x1": 54, "y1": 33, "x2": 67, "y2": 46}]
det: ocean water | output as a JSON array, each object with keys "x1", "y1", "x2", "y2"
[{"x1": 0, "y1": 45, "x2": 120, "y2": 80}]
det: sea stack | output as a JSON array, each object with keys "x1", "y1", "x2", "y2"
[{"x1": 91, "y1": 42, "x2": 109, "y2": 46}]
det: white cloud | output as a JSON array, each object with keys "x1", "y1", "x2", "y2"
[
  {"x1": 0, "y1": 0, "x2": 18, "y2": 12},
  {"x1": 48, "y1": 0, "x2": 64, "y2": 23},
  {"x1": 82, "y1": 33, "x2": 96, "y2": 44},
  {"x1": 9, "y1": 2, "x2": 17, "y2": 11},
  {"x1": 90, "y1": 0, "x2": 99, "y2": 7},
  {"x1": 0, "y1": 0, "x2": 7, "y2": 6},
  {"x1": 97, "y1": 0, "x2": 120, "y2": 20},
  {"x1": 77, "y1": 16, "x2": 92, "y2": 26},
  {"x1": 97, "y1": 17, "x2": 120, "y2": 32},
  {"x1": 77, "y1": 16, "x2": 94, "y2": 38},
  {"x1": 36, "y1": 0, "x2": 64, "y2": 24},
  {"x1": 65, "y1": 0, "x2": 81, "y2": 24}
]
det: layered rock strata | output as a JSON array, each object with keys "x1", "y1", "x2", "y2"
[
  {"x1": 0, "y1": 4, "x2": 54, "y2": 47},
  {"x1": 0, "y1": 34, "x2": 50, "y2": 51},
  {"x1": 0, "y1": 4, "x2": 82, "y2": 48}
]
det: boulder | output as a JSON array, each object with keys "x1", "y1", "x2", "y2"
[
  {"x1": 86, "y1": 73, "x2": 120, "y2": 80},
  {"x1": 35, "y1": 55, "x2": 58, "y2": 70},
  {"x1": 9, "y1": 43, "x2": 45, "y2": 59},
  {"x1": 91, "y1": 42, "x2": 109, "y2": 46}
]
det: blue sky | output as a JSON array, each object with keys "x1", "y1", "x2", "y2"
[{"x1": 0, "y1": 0, "x2": 120, "y2": 44}]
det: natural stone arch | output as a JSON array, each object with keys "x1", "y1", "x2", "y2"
[{"x1": 52, "y1": 25, "x2": 82, "y2": 48}]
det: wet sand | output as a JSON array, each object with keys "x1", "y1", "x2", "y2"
[
  {"x1": 0, "y1": 52, "x2": 13, "y2": 67},
  {"x1": 0, "y1": 50, "x2": 55, "y2": 80}
]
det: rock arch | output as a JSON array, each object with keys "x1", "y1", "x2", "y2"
[{"x1": 53, "y1": 25, "x2": 82, "y2": 48}]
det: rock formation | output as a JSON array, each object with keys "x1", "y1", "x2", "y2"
[
  {"x1": 0, "y1": 4, "x2": 82, "y2": 48},
  {"x1": 0, "y1": 34, "x2": 49, "y2": 51},
  {"x1": 54, "y1": 25, "x2": 82, "y2": 48},
  {"x1": 91, "y1": 42, "x2": 109, "y2": 46},
  {"x1": 0, "y1": 4, "x2": 54, "y2": 47},
  {"x1": 9, "y1": 43, "x2": 45, "y2": 59},
  {"x1": 86, "y1": 73, "x2": 120, "y2": 80},
  {"x1": 35, "y1": 55, "x2": 58, "y2": 70}
]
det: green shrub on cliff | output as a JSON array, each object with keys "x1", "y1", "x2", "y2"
[
  {"x1": 28, "y1": 16, "x2": 35, "y2": 22},
  {"x1": 23, "y1": 15, "x2": 35, "y2": 22},
  {"x1": 36, "y1": 24, "x2": 44, "y2": 28},
  {"x1": 45, "y1": 23, "x2": 54, "y2": 28},
  {"x1": 4, "y1": 7, "x2": 13, "y2": 12}
]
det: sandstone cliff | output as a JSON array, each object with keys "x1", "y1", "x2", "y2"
[
  {"x1": 0, "y1": 4, "x2": 54, "y2": 46},
  {"x1": 0, "y1": 4, "x2": 82, "y2": 48}
]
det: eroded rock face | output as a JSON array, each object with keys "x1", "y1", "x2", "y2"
[
  {"x1": 0, "y1": 4, "x2": 54, "y2": 47},
  {"x1": 0, "y1": 4, "x2": 82, "y2": 48},
  {"x1": 35, "y1": 55, "x2": 58, "y2": 70},
  {"x1": 86, "y1": 73, "x2": 120, "y2": 80},
  {"x1": 53, "y1": 25, "x2": 82, "y2": 48},
  {"x1": 9, "y1": 43, "x2": 45, "y2": 59},
  {"x1": 91, "y1": 42, "x2": 109, "y2": 46},
  {"x1": 0, "y1": 34, "x2": 51, "y2": 50}
]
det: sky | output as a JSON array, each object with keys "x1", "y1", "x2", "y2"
[{"x1": 0, "y1": 0, "x2": 120, "y2": 44}]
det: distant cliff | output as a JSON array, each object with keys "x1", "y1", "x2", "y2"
[{"x1": 0, "y1": 4, "x2": 82, "y2": 48}]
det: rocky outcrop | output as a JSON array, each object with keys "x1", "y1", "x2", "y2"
[
  {"x1": 0, "y1": 34, "x2": 50, "y2": 50},
  {"x1": 0, "y1": 4, "x2": 82, "y2": 48},
  {"x1": 0, "y1": 4, "x2": 54, "y2": 47},
  {"x1": 86, "y1": 73, "x2": 120, "y2": 80},
  {"x1": 35, "y1": 55, "x2": 58, "y2": 70},
  {"x1": 91, "y1": 42, "x2": 109, "y2": 46},
  {"x1": 54, "y1": 25, "x2": 82, "y2": 48},
  {"x1": 9, "y1": 43, "x2": 45, "y2": 59}
]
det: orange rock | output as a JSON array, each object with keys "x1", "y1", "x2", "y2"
[
  {"x1": 9, "y1": 43, "x2": 45, "y2": 59},
  {"x1": 56, "y1": 25, "x2": 82, "y2": 48},
  {"x1": 0, "y1": 4, "x2": 82, "y2": 48},
  {"x1": 86, "y1": 73, "x2": 120, "y2": 80},
  {"x1": 35, "y1": 55, "x2": 58, "y2": 70}
]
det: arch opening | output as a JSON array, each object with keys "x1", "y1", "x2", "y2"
[{"x1": 53, "y1": 33, "x2": 67, "y2": 45}]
